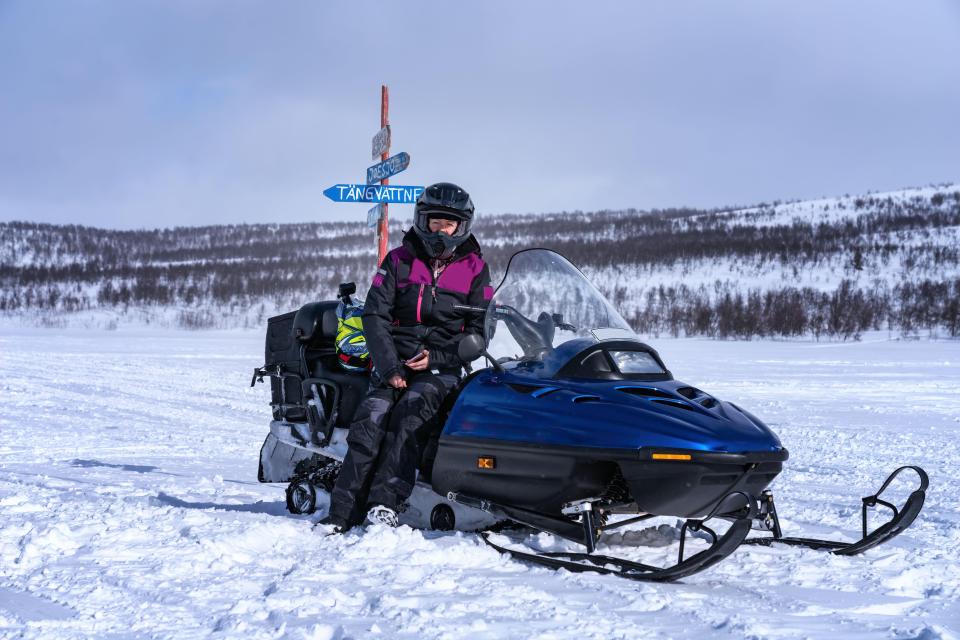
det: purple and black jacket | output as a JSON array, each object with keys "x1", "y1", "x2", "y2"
[{"x1": 362, "y1": 228, "x2": 492, "y2": 381}]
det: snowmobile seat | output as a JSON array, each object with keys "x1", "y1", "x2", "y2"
[
  {"x1": 295, "y1": 296, "x2": 373, "y2": 433},
  {"x1": 310, "y1": 359, "x2": 369, "y2": 428},
  {"x1": 259, "y1": 301, "x2": 360, "y2": 426},
  {"x1": 298, "y1": 362, "x2": 368, "y2": 446},
  {"x1": 293, "y1": 301, "x2": 339, "y2": 347}
]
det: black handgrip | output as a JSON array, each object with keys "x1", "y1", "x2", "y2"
[{"x1": 453, "y1": 304, "x2": 488, "y2": 315}]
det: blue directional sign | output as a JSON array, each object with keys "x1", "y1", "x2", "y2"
[
  {"x1": 367, "y1": 152, "x2": 411, "y2": 184},
  {"x1": 324, "y1": 184, "x2": 424, "y2": 204}
]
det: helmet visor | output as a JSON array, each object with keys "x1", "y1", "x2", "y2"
[{"x1": 419, "y1": 211, "x2": 469, "y2": 238}]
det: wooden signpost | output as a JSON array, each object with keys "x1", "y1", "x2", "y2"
[
  {"x1": 323, "y1": 85, "x2": 421, "y2": 265},
  {"x1": 375, "y1": 86, "x2": 390, "y2": 264}
]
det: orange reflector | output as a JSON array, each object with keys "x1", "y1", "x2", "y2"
[
  {"x1": 477, "y1": 456, "x2": 496, "y2": 470},
  {"x1": 652, "y1": 453, "x2": 692, "y2": 461}
]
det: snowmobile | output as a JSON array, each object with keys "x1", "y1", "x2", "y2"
[{"x1": 252, "y1": 248, "x2": 928, "y2": 582}]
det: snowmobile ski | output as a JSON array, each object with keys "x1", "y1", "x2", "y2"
[{"x1": 745, "y1": 466, "x2": 928, "y2": 555}]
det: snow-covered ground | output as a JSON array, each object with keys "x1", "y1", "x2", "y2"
[{"x1": 1, "y1": 328, "x2": 958, "y2": 639}]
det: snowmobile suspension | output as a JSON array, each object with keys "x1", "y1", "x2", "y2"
[{"x1": 467, "y1": 490, "x2": 756, "y2": 582}]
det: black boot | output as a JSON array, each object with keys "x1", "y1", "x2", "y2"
[{"x1": 316, "y1": 513, "x2": 349, "y2": 534}]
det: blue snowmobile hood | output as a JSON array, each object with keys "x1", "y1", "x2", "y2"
[{"x1": 443, "y1": 367, "x2": 784, "y2": 455}]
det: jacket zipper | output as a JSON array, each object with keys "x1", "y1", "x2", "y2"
[
  {"x1": 419, "y1": 262, "x2": 444, "y2": 323},
  {"x1": 415, "y1": 255, "x2": 461, "y2": 348}
]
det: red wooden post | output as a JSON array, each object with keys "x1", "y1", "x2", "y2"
[{"x1": 377, "y1": 85, "x2": 390, "y2": 265}]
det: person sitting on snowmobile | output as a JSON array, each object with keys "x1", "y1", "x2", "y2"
[{"x1": 323, "y1": 182, "x2": 492, "y2": 531}]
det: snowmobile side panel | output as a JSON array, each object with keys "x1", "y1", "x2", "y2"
[
  {"x1": 432, "y1": 435, "x2": 785, "y2": 518},
  {"x1": 258, "y1": 431, "x2": 329, "y2": 483},
  {"x1": 432, "y1": 436, "x2": 625, "y2": 514}
]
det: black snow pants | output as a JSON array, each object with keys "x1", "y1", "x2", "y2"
[{"x1": 328, "y1": 370, "x2": 459, "y2": 526}]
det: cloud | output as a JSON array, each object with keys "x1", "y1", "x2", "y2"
[{"x1": 0, "y1": 0, "x2": 958, "y2": 228}]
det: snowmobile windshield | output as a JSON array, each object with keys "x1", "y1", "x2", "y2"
[{"x1": 484, "y1": 249, "x2": 635, "y2": 362}]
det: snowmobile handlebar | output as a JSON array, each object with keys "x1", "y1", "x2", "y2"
[
  {"x1": 452, "y1": 304, "x2": 488, "y2": 315},
  {"x1": 452, "y1": 303, "x2": 576, "y2": 361}
]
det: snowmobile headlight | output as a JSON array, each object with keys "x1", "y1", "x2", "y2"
[
  {"x1": 477, "y1": 456, "x2": 496, "y2": 470},
  {"x1": 652, "y1": 453, "x2": 692, "y2": 461}
]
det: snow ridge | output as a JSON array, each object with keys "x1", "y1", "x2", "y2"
[{"x1": 2, "y1": 183, "x2": 958, "y2": 338}]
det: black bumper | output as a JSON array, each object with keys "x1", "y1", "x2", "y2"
[{"x1": 622, "y1": 447, "x2": 788, "y2": 518}]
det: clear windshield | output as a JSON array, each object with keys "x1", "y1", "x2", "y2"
[{"x1": 485, "y1": 249, "x2": 635, "y2": 362}]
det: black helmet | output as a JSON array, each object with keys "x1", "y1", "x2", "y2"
[{"x1": 413, "y1": 182, "x2": 475, "y2": 258}]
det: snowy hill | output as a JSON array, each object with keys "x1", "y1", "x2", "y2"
[{"x1": 2, "y1": 183, "x2": 958, "y2": 338}]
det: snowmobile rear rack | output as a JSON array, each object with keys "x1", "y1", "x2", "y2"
[{"x1": 745, "y1": 465, "x2": 928, "y2": 555}]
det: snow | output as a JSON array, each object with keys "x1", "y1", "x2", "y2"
[
  {"x1": 697, "y1": 183, "x2": 957, "y2": 229},
  {"x1": 1, "y1": 327, "x2": 959, "y2": 639}
]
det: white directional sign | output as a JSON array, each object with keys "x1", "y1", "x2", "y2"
[
  {"x1": 367, "y1": 204, "x2": 383, "y2": 229},
  {"x1": 371, "y1": 125, "x2": 391, "y2": 160}
]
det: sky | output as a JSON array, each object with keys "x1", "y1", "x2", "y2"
[{"x1": 0, "y1": 0, "x2": 958, "y2": 229}]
